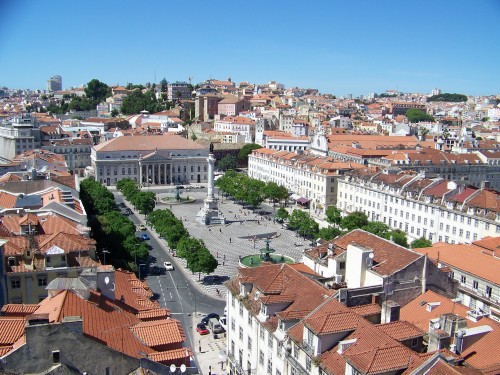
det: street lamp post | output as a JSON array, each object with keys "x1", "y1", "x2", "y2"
[{"x1": 102, "y1": 248, "x2": 109, "y2": 266}]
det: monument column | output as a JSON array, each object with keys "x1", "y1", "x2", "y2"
[{"x1": 206, "y1": 153, "x2": 216, "y2": 202}]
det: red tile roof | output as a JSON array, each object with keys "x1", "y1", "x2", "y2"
[
  {"x1": 412, "y1": 243, "x2": 500, "y2": 284},
  {"x1": 332, "y1": 229, "x2": 421, "y2": 276},
  {"x1": 130, "y1": 319, "x2": 185, "y2": 347},
  {"x1": 375, "y1": 321, "x2": 424, "y2": 341},
  {"x1": 0, "y1": 318, "x2": 25, "y2": 346}
]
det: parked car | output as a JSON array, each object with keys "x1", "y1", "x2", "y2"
[
  {"x1": 138, "y1": 224, "x2": 146, "y2": 231},
  {"x1": 201, "y1": 313, "x2": 220, "y2": 325},
  {"x1": 219, "y1": 316, "x2": 227, "y2": 331},
  {"x1": 196, "y1": 323, "x2": 209, "y2": 335},
  {"x1": 125, "y1": 208, "x2": 132, "y2": 215},
  {"x1": 119, "y1": 202, "x2": 127, "y2": 208},
  {"x1": 141, "y1": 233, "x2": 150, "y2": 241},
  {"x1": 164, "y1": 261, "x2": 174, "y2": 271},
  {"x1": 208, "y1": 317, "x2": 224, "y2": 334}
]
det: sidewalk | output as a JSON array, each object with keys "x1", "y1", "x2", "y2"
[{"x1": 191, "y1": 315, "x2": 228, "y2": 375}]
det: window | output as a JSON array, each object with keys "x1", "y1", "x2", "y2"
[
  {"x1": 267, "y1": 359, "x2": 272, "y2": 374},
  {"x1": 486, "y1": 286, "x2": 492, "y2": 298},
  {"x1": 277, "y1": 342, "x2": 283, "y2": 358},
  {"x1": 248, "y1": 337, "x2": 252, "y2": 351},
  {"x1": 306, "y1": 357, "x2": 312, "y2": 371},
  {"x1": 52, "y1": 350, "x2": 60, "y2": 364},
  {"x1": 239, "y1": 327, "x2": 243, "y2": 340},
  {"x1": 38, "y1": 276, "x2": 47, "y2": 287},
  {"x1": 461, "y1": 275, "x2": 466, "y2": 284},
  {"x1": 259, "y1": 350, "x2": 264, "y2": 365},
  {"x1": 472, "y1": 280, "x2": 478, "y2": 290},
  {"x1": 11, "y1": 279, "x2": 20, "y2": 289},
  {"x1": 231, "y1": 318, "x2": 235, "y2": 331},
  {"x1": 411, "y1": 338, "x2": 418, "y2": 348},
  {"x1": 260, "y1": 326, "x2": 265, "y2": 340},
  {"x1": 232, "y1": 296, "x2": 235, "y2": 307},
  {"x1": 239, "y1": 303, "x2": 243, "y2": 316},
  {"x1": 248, "y1": 315, "x2": 253, "y2": 327},
  {"x1": 268, "y1": 334, "x2": 273, "y2": 348}
]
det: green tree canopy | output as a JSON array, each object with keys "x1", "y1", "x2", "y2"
[
  {"x1": 390, "y1": 229, "x2": 409, "y2": 248},
  {"x1": 217, "y1": 155, "x2": 237, "y2": 171},
  {"x1": 275, "y1": 207, "x2": 289, "y2": 223},
  {"x1": 325, "y1": 206, "x2": 342, "y2": 226},
  {"x1": 405, "y1": 109, "x2": 435, "y2": 123},
  {"x1": 340, "y1": 211, "x2": 369, "y2": 231},
  {"x1": 85, "y1": 79, "x2": 111, "y2": 104},
  {"x1": 121, "y1": 89, "x2": 162, "y2": 115},
  {"x1": 237, "y1": 143, "x2": 262, "y2": 162},
  {"x1": 427, "y1": 93, "x2": 467, "y2": 102},
  {"x1": 411, "y1": 237, "x2": 432, "y2": 249},
  {"x1": 318, "y1": 226, "x2": 342, "y2": 241},
  {"x1": 262, "y1": 182, "x2": 289, "y2": 204},
  {"x1": 362, "y1": 221, "x2": 391, "y2": 238}
]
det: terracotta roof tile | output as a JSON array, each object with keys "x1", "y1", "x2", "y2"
[
  {"x1": 94, "y1": 134, "x2": 205, "y2": 153},
  {"x1": 332, "y1": 229, "x2": 421, "y2": 276},
  {"x1": 0, "y1": 304, "x2": 39, "y2": 317},
  {"x1": 375, "y1": 321, "x2": 424, "y2": 341},
  {"x1": 131, "y1": 319, "x2": 185, "y2": 347},
  {"x1": 412, "y1": 243, "x2": 500, "y2": 284},
  {"x1": 0, "y1": 318, "x2": 26, "y2": 346}
]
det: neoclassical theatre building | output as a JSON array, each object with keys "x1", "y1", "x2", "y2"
[{"x1": 90, "y1": 135, "x2": 209, "y2": 186}]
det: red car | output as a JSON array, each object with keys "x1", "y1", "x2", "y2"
[{"x1": 196, "y1": 323, "x2": 209, "y2": 335}]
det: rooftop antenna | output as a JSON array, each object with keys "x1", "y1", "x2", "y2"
[{"x1": 188, "y1": 76, "x2": 193, "y2": 85}]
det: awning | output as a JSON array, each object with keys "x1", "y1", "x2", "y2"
[{"x1": 296, "y1": 197, "x2": 310, "y2": 204}]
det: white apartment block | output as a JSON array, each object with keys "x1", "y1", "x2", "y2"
[
  {"x1": 248, "y1": 148, "x2": 364, "y2": 214},
  {"x1": 214, "y1": 116, "x2": 256, "y2": 144},
  {"x1": 337, "y1": 169, "x2": 500, "y2": 244}
]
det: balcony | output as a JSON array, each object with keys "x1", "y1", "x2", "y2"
[
  {"x1": 285, "y1": 351, "x2": 309, "y2": 375},
  {"x1": 302, "y1": 341, "x2": 315, "y2": 356},
  {"x1": 458, "y1": 284, "x2": 499, "y2": 309},
  {"x1": 227, "y1": 352, "x2": 244, "y2": 374}
]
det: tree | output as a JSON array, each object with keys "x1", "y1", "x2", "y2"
[
  {"x1": 390, "y1": 230, "x2": 409, "y2": 248},
  {"x1": 237, "y1": 143, "x2": 262, "y2": 163},
  {"x1": 110, "y1": 109, "x2": 119, "y2": 117},
  {"x1": 217, "y1": 155, "x2": 237, "y2": 171},
  {"x1": 287, "y1": 209, "x2": 310, "y2": 231},
  {"x1": 411, "y1": 237, "x2": 432, "y2": 249},
  {"x1": 340, "y1": 211, "x2": 368, "y2": 231},
  {"x1": 362, "y1": 221, "x2": 390, "y2": 238},
  {"x1": 405, "y1": 109, "x2": 435, "y2": 123},
  {"x1": 263, "y1": 182, "x2": 289, "y2": 205},
  {"x1": 318, "y1": 226, "x2": 342, "y2": 241},
  {"x1": 325, "y1": 206, "x2": 342, "y2": 226},
  {"x1": 427, "y1": 93, "x2": 467, "y2": 103},
  {"x1": 275, "y1": 207, "x2": 289, "y2": 223},
  {"x1": 121, "y1": 89, "x2": 162, "y2": 115},
  {"x1": 84, "y1": 79, "x2": 110, "y2": 104},
  {"x1": 160, "y1": 78, "x2": 168, "y2": 92},
  {"x1": 189, "y1": 249, "x2": 218, "y2": 279}
]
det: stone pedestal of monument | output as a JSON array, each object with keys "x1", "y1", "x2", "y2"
[{"x1": 197, "y1": 153, "x2": 225, "y2": 225}]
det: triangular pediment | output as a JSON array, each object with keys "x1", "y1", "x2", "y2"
[{"x1": 140, "y1": 152, "x2": 171, "y2": 162}]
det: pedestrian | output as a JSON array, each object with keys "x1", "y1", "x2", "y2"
[
  {"x1": 216, "y1": 251, "x2": 219, "y2": 258},
  {"x1": 219, "y1": 228, "x2": 222, "y2": 233},
  {"x1": 208, "y1": 228, "x2": 211, "y2": 232},
  {"x1": 223, "y1": 254, "x2": 226, "y2": 260},
  {"x1": 229, "y1": 238, "x2": 232, "y2": 243},
  {"x1": 222, "y1": 260, "x2": 225, "y2": 266}
]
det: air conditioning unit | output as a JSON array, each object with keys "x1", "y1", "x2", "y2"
[{"x1": 334, "y1": 274, "x2": 342, "y2": 283}]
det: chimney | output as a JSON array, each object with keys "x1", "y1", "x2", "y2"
[
  {"x1": 96, "y1": 268, "x2": 115, "y2": 301},
  {"x1": 337, "y1": 338, "x2": 357, "y2": 354},
  {"x1": 381, "y1": 300, "x2": 400, "y2": 323}
]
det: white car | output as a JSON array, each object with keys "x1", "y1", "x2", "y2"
[
  {"x1": 164, "y1": 261, "x2": 174, "y2": 271},
  {"x1": 219, "y1": 316, "x2": 227, "y2": 331}
]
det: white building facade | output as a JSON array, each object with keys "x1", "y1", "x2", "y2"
[
  {"x1": 337, "y1": 169, "x2": 500, "y2": 244},
  {"x1": 90, "y1": 135, "x2": 208, "y2": 186}
]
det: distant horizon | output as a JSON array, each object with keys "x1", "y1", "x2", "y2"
[
  {"x1": 2, "y1": 78, "x2": 499, "y2": 99},
  {"x1": 1, "y1": 1, "x2": 499, "y2": 97}
]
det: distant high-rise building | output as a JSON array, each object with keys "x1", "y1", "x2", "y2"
[
  {"x1": 47, "y1": 75, "x2": 62, "y2": 92},
  {"x1": 431, "y1": 88, "x2": 441, "y2": 96}
]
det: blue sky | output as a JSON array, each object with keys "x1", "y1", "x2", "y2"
[{"x1": 1, "y1": 0, "x2": 499, "y2": 96}]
